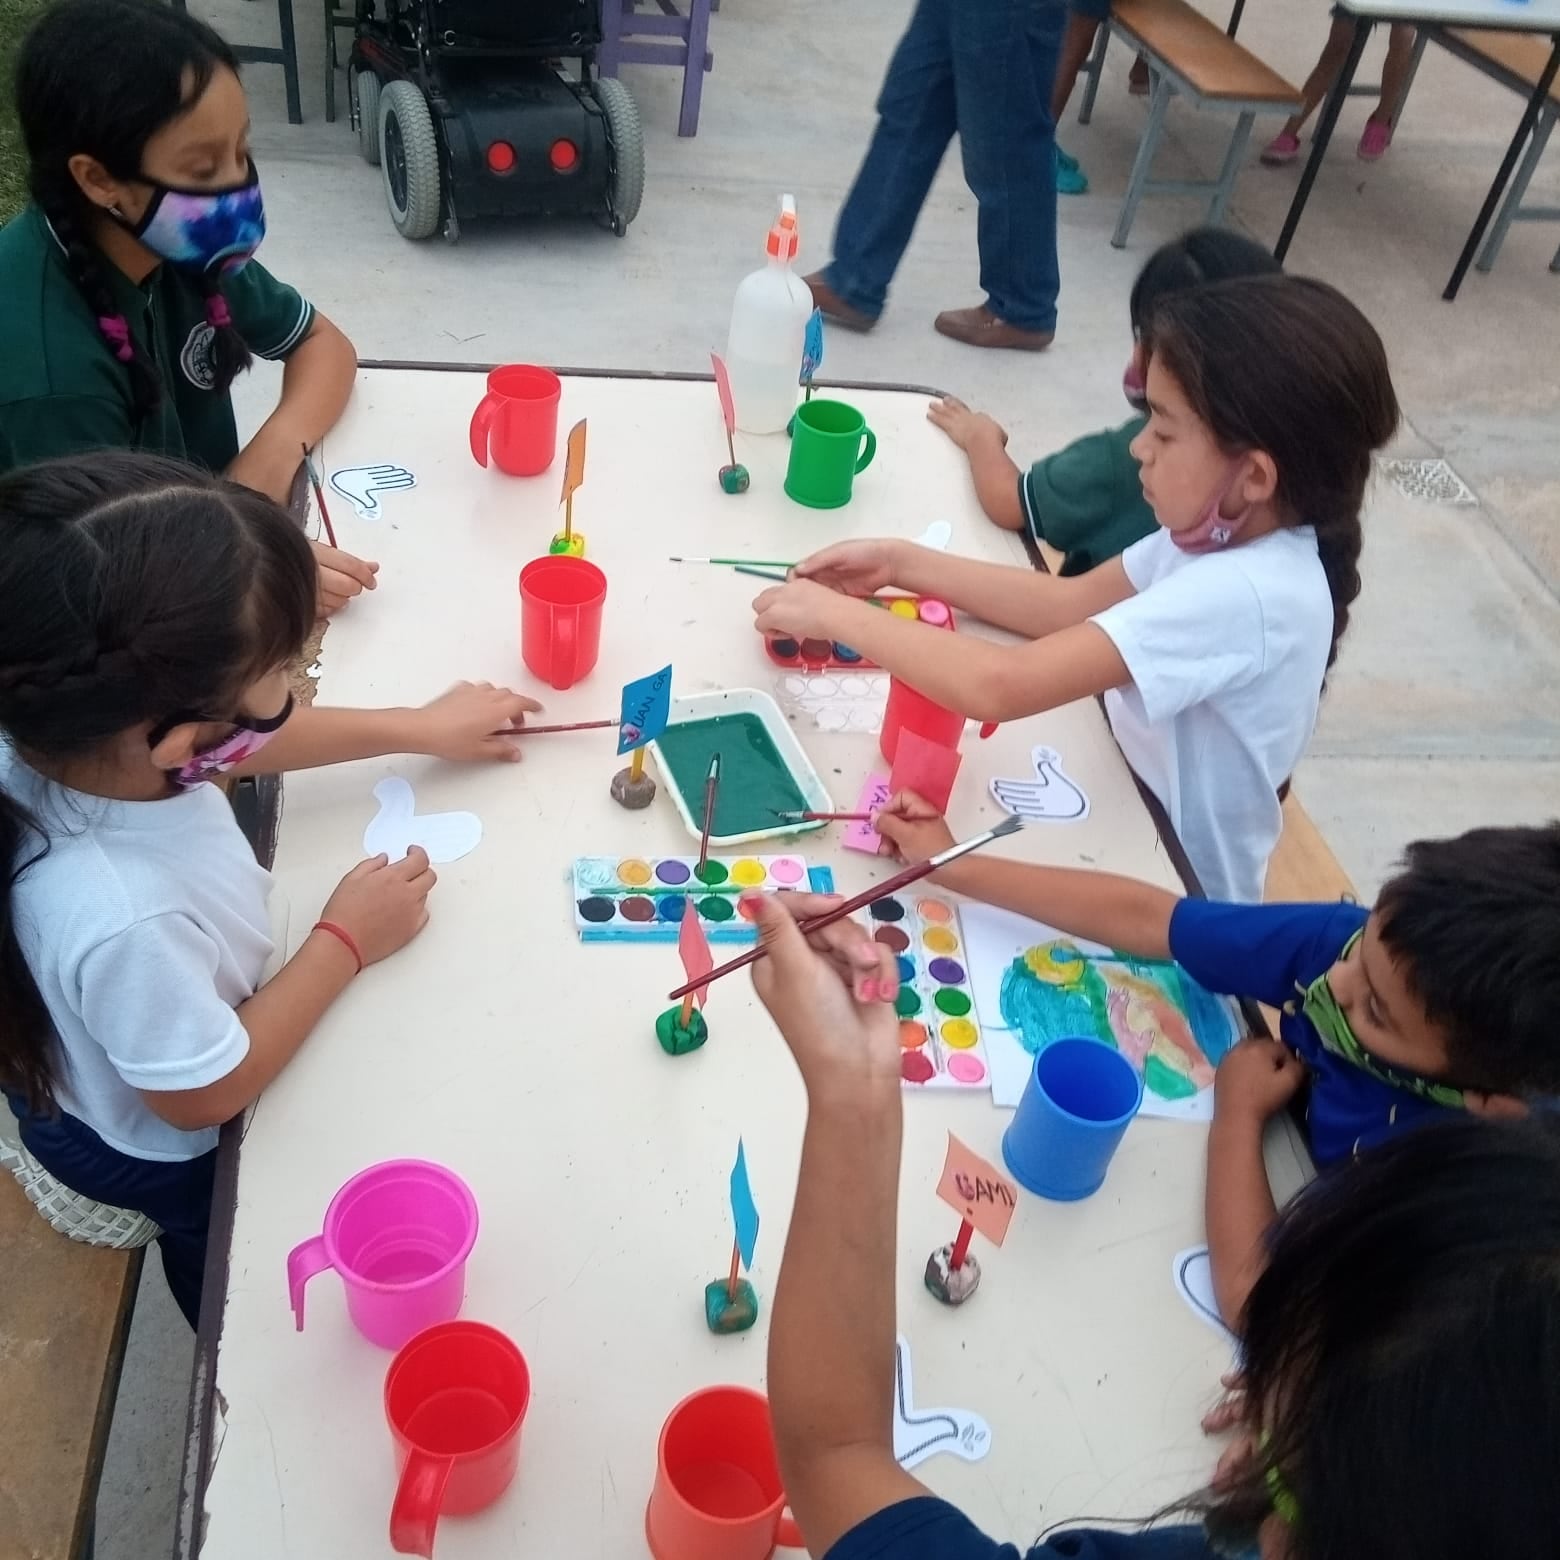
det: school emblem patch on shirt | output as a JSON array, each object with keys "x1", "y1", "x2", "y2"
[{"x1": 180, "y1": 322, "x2": 219, "y2": 390}]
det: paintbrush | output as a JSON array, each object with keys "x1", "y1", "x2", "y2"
[
  {"x1": 697, "y1": 753, "x2": 722, "y2": 877},
  {"x1": 773, "y1": 809, "x2": 875, "y2": 823},
  {"x1": 301, "y1": 442, "x2": 337, "y2": 549},
  {"x1": 734, "y1": 565, "x2": 790, "y2": 584},
  {"x1": 489, "y1": 719, "x2": 616, "y2": 737},
  {"x1": 667, "y1": 816, "x2": 1024, "y2": 1000},
  {"x1": 669, "y1": 557, "x2": 799, "y2": 569}
]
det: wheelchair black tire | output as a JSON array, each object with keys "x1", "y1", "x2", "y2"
[
  {"x1": 350, "y1": 67, "x2": 382, "y2": 166},
  {"x1": 378, "y1": 80, "x2": 443, "y2": 240}
]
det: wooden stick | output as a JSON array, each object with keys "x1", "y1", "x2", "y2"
[
  {"x1": 948, "y1": 1218, "x2": 975, "y2": 1272},
  {"x1": 489, "y1": 719, "x2": 615, "y2": 737},
  {"x1": 666, "y1": 817, "x2": 1023, "y2": 1000},
  {"x1": 679, "y1": 991, "x2": 696, "y2": 1027},
  {"x1": 630, "y1": 745, "x2": 646, "y2": 781},
  {"x1": 563, "y1": 494, "x2": 573, "y2": 544},
  {"x1": 726, "y1": 1235, "x2": 741, "y2": 1301}
]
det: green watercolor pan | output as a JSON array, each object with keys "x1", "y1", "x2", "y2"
[{"x1": 647, "y1": 689, "x2": 834, "y2": 849}]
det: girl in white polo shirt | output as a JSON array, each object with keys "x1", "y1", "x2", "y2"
[{"x1": 751, "y1": 274, "x2": 1399, "y2": 903}]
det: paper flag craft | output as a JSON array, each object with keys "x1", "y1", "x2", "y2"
[
  {"x1": 678, "y1": 908, "x2": 714, "y2": 1009},
  {"x1": 935, "y1": 1133, "x2": 1018, "y2": 1249},
  {"x1": 559, "y1": 419, "x2": 587, "y2": 507},
  {"x1": 363, "y1": 777, "x2": 482, "y2": 864},
  {"x1": 892, "y1": 1335, "x2": 991, "y2": 1470},
  {"x1": 618, "y1": 665, "x2": 673, "y2": 755},
  {"x1": 712, "y1": 352, "x2": 737, "y2": 439},
  {"x1": 889, "y1": 727, "x2": 963, "y2": 815},
  {"x1": 330, "y1": 463, "x2": 416, "y2": 519},
  {"x1": 730, "y1": 1139, "x2": 760, "y2": 1271},
  {"x1": 800, "y1": 308, "x2": 824, "y2": 387},
  {"x1": 989, "y1": 745, "x2": 1090, "y2": 822}
]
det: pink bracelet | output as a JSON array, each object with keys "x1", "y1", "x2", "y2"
[{"x1": 312, "y1": 920, "x2": 363, "y2": 974}]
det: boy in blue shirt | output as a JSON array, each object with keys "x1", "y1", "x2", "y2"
[{"x1": 876, "y1": 798, "x2": 1560, "y2": 1324}]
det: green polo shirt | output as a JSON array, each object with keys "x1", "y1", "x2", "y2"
[
  {"x1": 0, "y1": 205, "x2": 316, "y2": 477},
  {"x1": 1018, "y1": 415, "x2": 1158, "y2": 577}
]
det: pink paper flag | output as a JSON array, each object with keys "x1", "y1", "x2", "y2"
[
  {"x1": 935, "y1": 1132, "x2": 1018, "y2": 1248},
  {"x1": 843, "y1": 772, "x2": 893, "y2": 855},
  {"x1": 679, "y1": 904, "x2": 715, "y2": 1008},
  {"x1": 888, "y1": 728, "x2": 963, "y2": 815},
  {"x1": 711, "y1": 352, "x2": 737, "y2": 438}
]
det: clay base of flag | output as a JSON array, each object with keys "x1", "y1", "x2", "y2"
[
  {"x1": 704, "y1": 1278, "x2": 758, "y2": 1333},
  {"x1": 924, "y1": 1245, "x2": 981, "y2": 1306},
  {"x1": 655, "y1": 1006, "x2": 708, "y2": 1057},
  {"x1": 610, "y1": 765, "x2": 658, "y2": 809}
]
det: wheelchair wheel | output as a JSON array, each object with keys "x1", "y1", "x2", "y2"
[
  {"x1": 594, "y1": 76, "x2": 644, "y2": 234},
  {"x1": 349, "y1": 66, "x2": 381, "y2": 166},
  {"x1": 378, "y1": 80, "x2": 443, "y2": 240}
]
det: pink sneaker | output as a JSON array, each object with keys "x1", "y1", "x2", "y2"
[
  {"x1": 1357, "y1": 119, "x2": 1393, "y2": 161},
  {"x1": 1260, "y1": 131, "x2": 1302, "y2": 167}
]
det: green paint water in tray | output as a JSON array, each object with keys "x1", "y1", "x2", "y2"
[{"x1": 653, "y1": 713, "x2": 811, "y2": 837}]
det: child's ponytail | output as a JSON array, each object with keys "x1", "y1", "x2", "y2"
[
  {"x1": 198, "y1": 280, "x2": 255, "y2": 398},
  {"x1": 1142, "y1": 274, "x2": 1399, "y2": 675}
]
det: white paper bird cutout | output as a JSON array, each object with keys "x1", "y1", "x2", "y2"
[
  {"x1": 915, "y1": 520, "x2": 953, "y2": 552},
  {"x1": 892, "y1": 1334, "x2": 991, "y2": 1470},
  {"x1": 330, "y1": 462, "x2": 417, "y2": 519},
  {"x1": 363, "y1": 778, "x2": 482, "y2": 864},
  {"x1": 989, "y1": 745, "x2": 1090, "y2": 822}
]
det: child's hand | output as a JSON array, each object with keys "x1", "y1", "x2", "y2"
[
  {"x1": 752, "y1": 579, "x2": 849, "y2": 642},
  {"x1": 1213, "y1": 1038, "x2": 1306, "y2": 1125},
  {"x1": 873, "y1": 790, "x2": 956, "y2": 865},
  {"x1": 927, "y1": 395, "x2": 1008, "y2": 453},
  {"x1": 791, "y1": 538, "x2": 903, "y2": 597},
  {"x1": 311, "y1": 540, "x2": 380, "y2": 617},
  {"x1": 319, "y1": 847, "x2": 437, "y2": 965},
  {"x1": 749, "y1": 891, "x2": 902, "y2": 1099},
  {"x1": 413, "y1": 682, "x2": 545, "y2": 763}
]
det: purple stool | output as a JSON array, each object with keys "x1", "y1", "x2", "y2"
[{"x1": 597, "y1": 0, "x2": 715, "y2": 137}]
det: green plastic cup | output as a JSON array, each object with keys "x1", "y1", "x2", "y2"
[{"x1": 784, "y1": 399, "x2": 877, "y2": 509}]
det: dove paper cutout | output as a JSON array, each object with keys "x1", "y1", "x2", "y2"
[
  {"x1": 1173, "y1": 1246, "x2": 1236, "y2": 1341},
  {"x1": 330, "y1": 463, "x2": 417, "y2": 520},
  {"x1": 914, "y1": 520, "x2": 952, "y2": 552},
  {"x1": 989, "y1": 745, "x2": 1090, "y2": 822},
  {"x1": 893, "y1": 1334, "x2": 991, "y2": 1470},
  {"x1": 363, "y1": 777, "x2": 482, "y2": 864}
]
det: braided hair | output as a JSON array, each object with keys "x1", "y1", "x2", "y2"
[
  {"x1": 14, "y1": 0, "x2": 255, "y2": 429},
  {"x1": 0, "y1": 452, "x2": 315, "y2": 1111}
]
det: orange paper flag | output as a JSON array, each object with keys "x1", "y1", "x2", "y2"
[
  {"x1": 560, "y1": 418, "x2": 588, "y2": 507},
  {"x1": 935, "y1": 1133, "x2": 1018, "y2": 1248},
  {"x1": 678, "y1": 906, "x2": 714, "y2": 1009}
]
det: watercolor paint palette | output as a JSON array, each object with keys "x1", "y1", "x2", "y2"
[
  {"x1": 573, "y1": 854, "x2": 835, "y2": 942},
  {"x1": 762, "y1": 595, "x2": 957, "y2": 673},
  {"x1": 867, "y1": 891, "x2": 990, "y2": 1091}
]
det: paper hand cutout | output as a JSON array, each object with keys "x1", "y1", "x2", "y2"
[
  {"x1": 330, "y1": 463, "x2": 417, "y2": 519},
  {"x1": 892, "y1": 1334, "x2": 991, "y2": 1470},
  {"x1": 989, "y1": 745, "x2": 1090, "y2": 822},
  {"x1": 363, "y1": 777, "x2": 482, "y2": 864},
  {"x1": 1173, "y1": 1246, "x2": 1236, "y2": 1340}
]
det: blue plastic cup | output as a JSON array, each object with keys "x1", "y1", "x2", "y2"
[{"x1": 1002, "y1": 1036, "x2": 1144, "y2": 1201}]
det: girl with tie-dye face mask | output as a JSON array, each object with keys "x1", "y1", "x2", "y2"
[{"x1": 1, "y1": 0, "x2": 372, "y2": 617}]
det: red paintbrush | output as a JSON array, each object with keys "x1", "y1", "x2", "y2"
[
  {"x1": 301, "y1": 442, "x2": 337, "y2": 549},
  {"x1": 697, "y1": 753, "x2": 722, "y2": 876},
  {"x1": 489, "y1": 719, "x2": 616, "y2": 737},
  {"x1": 666, "y1": 816, "x2": 1024, "y2": 1000},
  {"x1": 774, "y1": 809, "x2": 875, "y2": 823}
]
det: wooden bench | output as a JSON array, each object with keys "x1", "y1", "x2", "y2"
[
  {"x1": 0, "y1": 1172, "x2": 142, "y2": 1560},
  {"x1": 1077, "y1": 0, "x2": 1300, "y2": 247},
  {"x1": 1265, "y1": 790, "x2": 1356, "y2": 904}
]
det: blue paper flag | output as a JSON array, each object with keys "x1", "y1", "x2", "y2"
[
  {"x1": 730, "y1": 1139, "x2": 760, "y2": 1271},
  {"x1": 800, "y1": 308, "x2": 824, "y2": 386},
  {"x1": 617, "y1": 664, "x2": 673, "y2": 755}
]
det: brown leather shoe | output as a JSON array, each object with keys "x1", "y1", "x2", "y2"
[
  {"x1": 933, "y1": 305, "x2": 1053, "y2": 352},
  {"x1": 804, "y1": 272, "x2": 877, "y2": 333}
]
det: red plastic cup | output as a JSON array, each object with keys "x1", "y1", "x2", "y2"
[
  {"x1": 385, "y1": 1321, "x2": 531, "y2": 1558},
  {"x1": 519, "y1": 554, "x2": 607, "y2": 690},
  {"x1": 469, "y1": 365, "x2": 562, "y2": 477},
  {"x1": 645, "y1": 1386, "x2": 802, "y2": 1560},
  {"x1": 880, "y1": 675, "x2": 966, "y2": 765}
]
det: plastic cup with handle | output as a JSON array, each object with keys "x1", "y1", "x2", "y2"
[
  {"x1": 518, "y1": 554, "x2": 607, "y2": 690},
  {"x1": 784, "y1": 398, "x2": 876, "y2": 510},
  {"x1": 645, "y1": 1385, "x2": 803, "y2": 1560},
  {"x1": 469, "y1": 364, "x2": 562, "y2": 477},
  {"x1": 1002, "y1": 1037, "x2": 1144, "y2": 1201},
  {"x1": 879, "y1": 675, "x2": 965, "y2": 765},
  {"x1": 385, "y1": 1320, "x2": 531, "y2": 1558},
  {"x1": 286, "y1": 1159, "x2": 478, "y2": 1349}
]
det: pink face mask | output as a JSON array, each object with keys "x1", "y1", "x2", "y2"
[
  {"x1": 1170, "y1": 464, "x2": 1251, "y2": 554},
  {"x1": 150, "y1": 695, "x2": 294, "y2": 790}
]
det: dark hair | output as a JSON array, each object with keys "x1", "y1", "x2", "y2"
[
  {"x1": 1373, "y1": 822, "x2": 1560, "y2": 1094},
  {"x1": 1142, "y1": 274, "x2": 1400, "y2": 674},
  {"x1": 15, "y1": 0, "x2": 254, "y2": 424},
  {"x1": 1200, "y1": 1116, "x2": 1560, "y2": 1560},
  {"x1": 1127, "y1": 226, "x2": 1281, "y2": 337},
  {"x1": 0, "y1": 452, "x2": 315, "y2": 1111}
]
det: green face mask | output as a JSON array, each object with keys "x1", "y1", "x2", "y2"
[{"x1": 1292, "y1": 932, "x2": 1466, "y2": 1111}]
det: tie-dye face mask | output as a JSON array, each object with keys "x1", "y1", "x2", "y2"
[
  {"x1": 120, "y1": 161, "x2": 266, "y2": 276},
  {"x1": 150, "y1": 694, "x2": 294, "y2": 790}
]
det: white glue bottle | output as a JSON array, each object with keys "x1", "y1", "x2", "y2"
[{"x1": 726, "y1": 195, "x2": 813, "y2": 435}]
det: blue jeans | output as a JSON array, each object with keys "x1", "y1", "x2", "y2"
[
  {"x1": 6, "y1": 1093, "x2": 216, "y2": 1329},
  {"x1": 824, "y1": 0, "x2": 1065, "y2": 332}
]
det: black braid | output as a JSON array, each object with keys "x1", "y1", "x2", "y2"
[
  {"x1": 42, "y1": 195, "x2": 163, "y2": 425},
  {"x1": 196, "y1": 273, "x2": 253, "y2": 395}
]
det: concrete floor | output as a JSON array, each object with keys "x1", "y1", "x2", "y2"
[{"x1": 97, "y1": 0, "x2": 1558, "y2": 1552}]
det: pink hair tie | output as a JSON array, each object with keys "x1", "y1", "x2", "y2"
[
  {"x1": 97, "y1": 314, "x2": 135, "y2": 363},
  {"x1": 206, "y1": 295, "x2": 233, "y2": 329}
]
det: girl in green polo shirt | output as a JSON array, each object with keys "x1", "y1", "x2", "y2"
[{"x1": 0, "y1": 0, "x2": 375, "y2": 615}]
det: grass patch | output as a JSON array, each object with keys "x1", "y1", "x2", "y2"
[{"x1": 0, "y1": 0, "x2": 50, "y2": 220}]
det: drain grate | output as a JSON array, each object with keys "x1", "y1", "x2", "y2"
[{"x1": 1377, "y1": 456, "x2": 1479, "y2": 507}]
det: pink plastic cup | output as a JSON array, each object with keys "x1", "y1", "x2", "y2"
[{"x1": 287, "y1": 1160, "x2": 479, "y2": 1350}]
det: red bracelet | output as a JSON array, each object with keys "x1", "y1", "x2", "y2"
[{"x1": 312, "y1": 920, "x2": 363, "y2": 975}]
